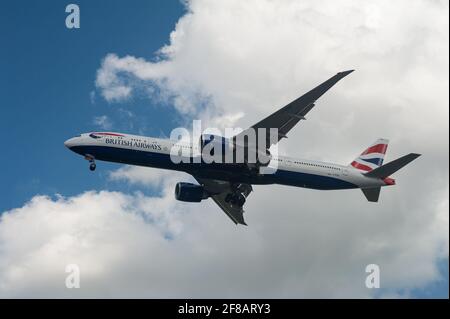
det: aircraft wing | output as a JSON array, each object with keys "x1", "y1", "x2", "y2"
[
  {"x1": 194, "y1": 177, "x2": 253, "y2": 225},
  {"x1": 235, "y1": 70, "x2": 354, "y2": 148}
]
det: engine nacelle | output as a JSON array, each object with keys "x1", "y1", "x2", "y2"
[{"x1": 174, "y1": 182, "x2": 208, "y2": 202}]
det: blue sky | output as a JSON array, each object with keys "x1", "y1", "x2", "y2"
[
  {"x1": 1, "y1": 0, "x2": 185, "y2": 210},
  {"x1": 0, "y1": 0, "x2": 447, "y2": 298}
]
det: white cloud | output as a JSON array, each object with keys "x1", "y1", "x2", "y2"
[
  {"x1": 1, "y1": 0, "x2": 448, "y2": 297},
  {"x1": 102, "y1": 85, "x2": 132, "y2": 102},
  {"x1": 93, "y1": 115, "x2": 113, "y2": 130},
  {"x1": 95, "y1": 56, "x2": 135, "y2": 102},
  {"x1": 0, "y1": 191, "x2": 187, "y2": 298},
  {"x1": 109, "y1": 165, "x2": 191, "y2": 189},
  {"x1": 0, "y1": 180, "x2": 447, "y2": 298},
  {"x1": 95, "y1": 0, "x2": 449, "y2": 142}
]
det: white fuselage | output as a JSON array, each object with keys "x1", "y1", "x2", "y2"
[{"x1": 65, "y1": 132, "x2": 389, "y2": 190}]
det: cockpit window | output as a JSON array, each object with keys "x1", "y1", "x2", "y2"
[{"x1": 89, "y1": 133, "x2": 102, "y2": 139}]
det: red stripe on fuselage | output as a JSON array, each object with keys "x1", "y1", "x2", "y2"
[
  {"x1": 93, "y1": 132, "x2": 125, "y2": 137},
  {"x1": 351, "y1": 161, "x2": 373, "y2": 171},
  {"x1": 361, "y1": 144, "x2": 388, "y2": 155}
]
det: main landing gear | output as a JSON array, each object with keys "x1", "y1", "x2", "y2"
[
  {"x1": 85, "y1": 155, "x2": 96, "y2": 171},
  {"x1": 224, "y1": 183, "x2": 253, "y2": 207},
  {"x1": 225, "y1": 192, "x2": 246, "y2": 207}
]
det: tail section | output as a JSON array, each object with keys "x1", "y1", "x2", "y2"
[
  {"x1": 350, "y1": 138, "x2": 389, "y2": 172},
  {"x1": 351, "y1": 140, "x2": 421, "y2": 203},
  {"x1": 360, "y1": 153, "x2": 420, "y2": 203}
]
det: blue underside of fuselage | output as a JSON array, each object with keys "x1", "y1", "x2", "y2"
[{"x1": 69, "y1": 145, "x2": 357, "y2": 190}]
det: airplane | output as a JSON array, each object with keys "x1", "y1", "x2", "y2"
[{"x1": 64, "y1": 70, "x2": 420, "y2": 225}]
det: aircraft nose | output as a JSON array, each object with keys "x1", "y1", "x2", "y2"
[{"x1": 64, "y1": 137, "x2": 78, "y2": 149}]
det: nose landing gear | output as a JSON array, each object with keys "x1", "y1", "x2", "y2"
[{"x1": 85, "y1": 155, "x2": 96, "y2": 171}]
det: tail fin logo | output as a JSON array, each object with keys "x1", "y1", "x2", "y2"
[{"x1": 350, "y1": 139, "x2": 389, "y2": 172}]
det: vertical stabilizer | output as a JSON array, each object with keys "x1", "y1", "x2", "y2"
[
  {"x1": 350, "y1": 139, "x2": 389, "y2": 172},
  {"x1": 361, "y1": 187, "x2": 381, "y2": 202}
]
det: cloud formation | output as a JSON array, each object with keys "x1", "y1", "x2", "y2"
[
  {"x1": 93, "y1": 115, "x2": 113, "y2": 130},
  {"x1": 1, "y1": 0, "x2": 448, "y2": 297}
]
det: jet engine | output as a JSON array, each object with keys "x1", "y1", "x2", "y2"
[{"x1": 174, "y1": 182, "x2": 208, "y2": 202}]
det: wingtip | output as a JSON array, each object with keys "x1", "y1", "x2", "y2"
[{"x1": 338, "y1": 69, "x2": 355, "y2": 76}]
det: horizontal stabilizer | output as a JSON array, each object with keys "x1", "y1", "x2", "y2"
[
  {"x1": 365, "y1": 153, "x2": 421, "y2": 179},
  {"x1": 361, "y1": 187, "x2": 381, "y2": 202}
]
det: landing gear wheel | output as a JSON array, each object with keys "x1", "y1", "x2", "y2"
[
  {"x1": 85, "y1": 155, "x2": 96, "y2": 171},
  {"x1": 234, "y1": 193, "x2": 246, "y2": 206},
  {"x1": 225, "y1": 194, "x2": 233, "y2": 203},
  {"x1": 226, "y1": 193, "x2": 246, "y2": 206}
]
